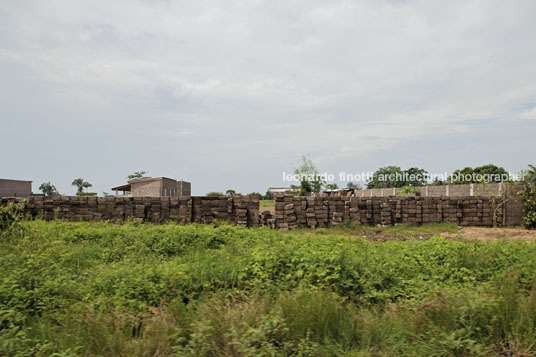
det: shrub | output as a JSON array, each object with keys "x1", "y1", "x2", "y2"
[
  {"x1": 520, "y1": 183, "x2": 536, "y2": 229},
  {"x1": 0, "y1": 199, "x2": 27, "y2": 231}
]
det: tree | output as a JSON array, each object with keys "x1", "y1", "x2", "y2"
[
  {"x1": 206, "y1": 192, "x2": 225, "y2": 197},
  {"x1": 325, "y1": 183, "x2": 339, "y2": 190},
  {"x1": 346, "y1": 182, "x2": 361, "y2": 190},
  {"x1": 523, "y1": 164, "x2": 536, "y2": 184},
  {"x1": 367, "y1": 166, "x2": 429, "y2": 189},
  {"x1": 478, "y1": 181, "x2": 517, "y2": 228},
  {"x1": 519, "y1": 164, "x2": 536, "y2": 229},
  {"x1": 263, "y1": 190, "x2": 274, "y2": 200},
  {"x1": 450, "y1": 164, "x2": 508, "y2": 184},
  {"x1": 71, "y1": 178, "x2": 92, "y2": 194},
  {"x1": 247, "y1": 192, "x2": 263, "y2": 199},
  {"x1": 397, "y1": 185, "x2": 420, "y2": 197},
  {"x1": 294, "y1": 155, "x2": 325, "y2": 196},
  {"x1": 367, "y1": 166, "x2": 404, "y2": 189},
  {"x1": 520, "y1": 181, "x2": 536, "y2": 229},
  {"x1": 225, "y1": 189, "x2": 237, "y2": 196},
  {"x1": 404, "y1": 167, "x2": 428, "y2": 187},
  {"x1": 39, "y1": 182, "x2": 58, "y2": 196},
  {"x1": 128, "y1": 171, "x2": 150, "y2": 181}
]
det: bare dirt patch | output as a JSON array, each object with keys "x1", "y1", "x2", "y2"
[{"x1": 456, "y1": 227, "x2": 536, "y2": 242}]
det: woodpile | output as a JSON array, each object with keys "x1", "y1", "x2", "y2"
[
  {"x1": 274, "y1": 195, "x2": 496, "y2": 230},
  {"x1": 20, "y1": 195, "x2": 259, "y2": 226}
]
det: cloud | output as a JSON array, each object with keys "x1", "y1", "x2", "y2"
[
  {"x1": 520, "y1": 107, "x2": 536, "y2": 120},
  {"x1": 1, "y1": 0, "x2": 535, "y2": 194}
]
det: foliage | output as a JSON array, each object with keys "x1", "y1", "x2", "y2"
[
  {"x1": 225, "y1": 189, "x2": 238, "y2": 196},
  {"x1": 263, "y1": 190, "x2": 274, "y2": 200},
  {"x1": 39, "y1": 182, "x2": 58, "y2": 196},
  {"x1": 520, "y1": 183, "x2": 536, "y2": 229},
  {"x1": 102, "y1": 192, "x2": 114, "y2": 198},
  {"x1": 450, "y1": 164, "x2": 509, "y2": 184},
  {"x1": 3, "y1": 221, "x2": 536, "y2": 355},
  {"x1": 76, "y1": 192, "x2": 98, "y2": 196},
  {"x1": 522, "y1": 164, "x2": 536, "y2": 184},
  {"x1": 294, "y1": 155, "x2": 325, "y2": 195},
  {"x1": 247, "y1": 192, "x2": 263, "y2": 199},
  {"x1": 396, "y1": 185, "x2": 421, "y2": 196},
  {"x1": 206, "y1": 192, "x2": 225, "y2": 197},
  {"x1": 325, "y1": 183, "x2": 339, "y2": 190},
  {"x1": 346, "y1": 182, "x2": 361, "y2": 190},
  {"x1": 71, "y1": 178, "x2": 92, "y2": 194},
  {"x1": 478, "y1": 181, "x2": 517, "y2": 228},
  {"x1": 127, "y1": 171, "x2": 150, "y2": 181},
  {"x1": 367, "y1": 166, "x2": 429, "y2": 189},
  {"x1": 0, "y1": 199, "x2": 27, "y2": 231}
]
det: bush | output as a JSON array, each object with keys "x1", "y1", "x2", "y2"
[
  {"x1": 0, "y1": 199, "x2": 27, "y2": 230},
  {"x1": 2, "y1": 221, "x2": 536, "y2": 355},
  {"x1": 520, "y1": 183, "x2": 536, "y2": 229}
]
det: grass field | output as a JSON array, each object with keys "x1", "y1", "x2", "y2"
[
  {"x1": 260, "y1": 199, "x2": 275, "y2": 208},
  {"x1": 1, "y1": 220, "x2": 536, "y2": 356}
]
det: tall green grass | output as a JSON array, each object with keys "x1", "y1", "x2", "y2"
[{"x1": 1, "y1": 220, "x2": 536, "y2": 356}]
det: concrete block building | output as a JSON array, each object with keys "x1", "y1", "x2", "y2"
[
  {"x1": 0, "y1": 179, "x2": 32, "y2": 197},
  {"x1": 111, "y1": 177, "x2": 191, "y2": 197}
]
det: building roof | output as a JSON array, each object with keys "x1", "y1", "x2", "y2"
[
  {"x1": 111, "y1": 177, "x2": 178, "y2": 191},
  {"x1": 0, "y1": 178, "x2": 32, "y2": 183},
  {"x1": 111, "y1": 183, "x2": 131, "y2": 192}
]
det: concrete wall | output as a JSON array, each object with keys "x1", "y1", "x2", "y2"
[
  {"x1": 128, "y1": 178, "x2": 190, "y2": 197},
  {"x1": 177, "y1": 181, "x2": 191, "y2": 197},
  {"x1": 0, "y1": 179, "x2": 32, "y2": 197},
  {"x1": 330, "y1": 183, "x2": 521, "y2": 198},
  {"x1": 130, "y1": 180, "x2": 162, "y2": 197},
  {"x1": 161, "y1": 178, "x2": 177, "y2": 197}
]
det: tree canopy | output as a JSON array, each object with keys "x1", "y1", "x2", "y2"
[
  {"x1": 449, "y1": 164, "x2": 509, "y2": 184},
  {"x1": 71, "y1": 178, "x2": 92, "y2": 194},
  {"x1": 294, "y1": 155, "x2": 325, "y2": 196},
  {"x1": 128, "y1": 171, "x2": 151, "y2": 181},
  {"x1": 366, "y1": 166, "x2": 429, "y2": 189},
  {"x1": 39, "y1": 182, "x2": 58, "y2": 196}
]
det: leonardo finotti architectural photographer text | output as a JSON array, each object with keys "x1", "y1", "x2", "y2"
[{"x1": 282, "y1": 171, "x2": 525, "y2": 184}]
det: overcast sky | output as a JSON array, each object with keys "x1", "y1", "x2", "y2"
[{"x1": 1, "y1": 0, "x2": 535, "y2": 195}]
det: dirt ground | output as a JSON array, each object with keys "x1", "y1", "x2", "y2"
[
  {"x1": 452, "y1": 227, "x2": 536, "y2": 242},
  {"x1": 348, "y1": 226, "x2": 536, "y2": 242}
]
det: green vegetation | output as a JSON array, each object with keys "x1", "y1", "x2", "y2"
[
  {"x1": 260, "y1": 199, "x2": 274, "y2": 208},
  {"x1": 0, "y1": 199, "x2": 26, "y2": 231},
  {"x1": 128, "y1": 171, "x2": 151, "y2": 181},
  {"x1": 520, "y1": 182, "x2": 536, "y2": 229},
  {"x1": 367, "y1": 166, "x2": 429, "y2": 189},
  {"x1": 450, "y1": 164, "x2": 509, "y2": 184},
  {"x1": 38, "y1": 182, "x2": 58, "y2": 196},
  {"x1": 71, "y1": 178, "x2": 92, "y2": 194},
  {"x1": 396, "y1": 185, "x2": 421, "y2": 196},
  {"x1": 294, "y1": 155, "x2": 325, "y2": 195},
  {"x1": 206, "y1": 191, "x2": 225, "y2": 197},
  {"x1": 2, "y1": 220, "x2": 536, "y2": 356}
]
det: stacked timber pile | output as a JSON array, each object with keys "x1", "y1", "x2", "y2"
[
  {"x1": 18, "y1": 195, "x2": 259, "y2": 226},
  {"x1": 273, "y1": 195, "x2": 498, "y2": 230},
  {"x1": 260, "y1": 210, "x2": 275, "y2": 228},
  {"x1": 232, "y1": 195, "x2": 260, "y2": 227}
]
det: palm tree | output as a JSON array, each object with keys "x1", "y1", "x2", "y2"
[
  {"x1": 39, "y1": 182, "x2": 58, "y2": 196},
  {"x1": 72, "y1": 178, "x2": 92, "y2": 194}
]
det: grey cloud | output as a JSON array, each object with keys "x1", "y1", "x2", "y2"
[{"x1": 1, "y1": 0, "x2": 535, "y2": 195}]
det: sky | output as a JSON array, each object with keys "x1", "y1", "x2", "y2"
[{"x1": 1, "y1": 0, "x2": 535, "y2": 195}]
